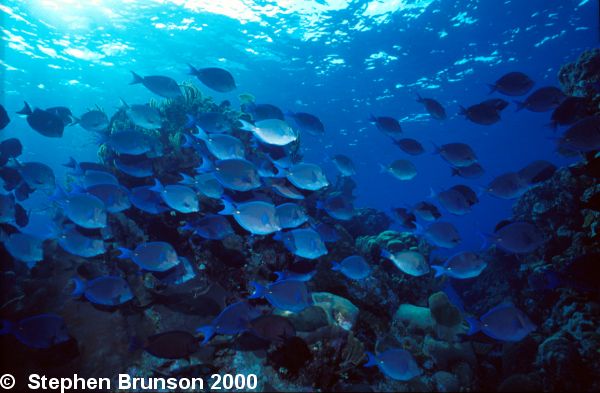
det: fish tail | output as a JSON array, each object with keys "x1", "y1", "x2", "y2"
[
  {"x1": 194, "y1": 125, "x2": 208, "y2": 141},
  {"x1": 218, "y1": 197, "x2": 235, "y2": 215},
  {"x1": 430, "y1": 140, "x2": 441, "y2": 155},
  {"x1": 458, "y1": 105, "x2": 467, "y2": 116},
  {"x1": 238, "y1": 118, "x2": 255, "y2": 132},
  {"x1": 378, "y1": 163, "x2": 387, "y2": 173},
  {"x1": 184, "y1": 113, "x2": 196, "y2": 128},
  {"x1": 466, "y1": 317, "x2": 481, "y2": 335},
  {"x1": 50, "y1": 184, "x2": 67, "y2": 204},
  {"x1": 129, "y1": 71, "x2": 143, "y2": 85},
  {"x1": 187, "y1": 63, "x2": 199, "y2": 76},
  {"x1": 331, "y1": 261, "x2": 340, "y2": 271},
  {"x1": 196, "y1": 325, "x2": 214, "y2": 345},
  {"x1": 116, "y1": 247, "x2": 133, "y2": 260},
  {"x1": 148, "y1": 178, "x2": 164, "y2": 194},
  {"x1": 181, "y1": 134, "x2": 194, "y2": 149},
  {"x1": 70, "y1": 116, "x2": 80, "y2": 126},
  {"x1": 415, "y1": 93, "x2": 423, "y2": 102},
  {"x1": 477, "y1": 231, "x2": 492, "y2": 250},
  {"x1": 63, "y1": 157, "x2": 77, "y2": 169},
  {"x1": 273, "y1": 271, "x2": 285, "y2": 282},
  {"x1": 364, "y1": 351, "x2": 378, "y2": 367},
  {"x1": 450, "y1": 167, "x2": 460, "y2": 177},
  {"x1": 513, "y1": 100, "x2": 526, "y2": 111},
  {"x1": 380, "y1": 249, "x2": 392, "y2": 259},
  {"x1": 71, "y1": 277, "x2": 86, "y2": 297},
  {"x1": 487, "y1": 84, "x2": 497, "y2": 94},
  {"x1": 431, "y1": 265, "x2": 445, "y2": 278},
  {"x1": 178, "y1": 172, "x2": 194, "y2": 184},
  {"x1": 368, "y1": 113, "x2": 376, "y2": 122},
  {"x1": 119, "y1": 97, "x2": 129, "y2": 109},
  {"x1": 248, "y1": 281, "x2": 266, "y2": 299},
  {"x1": 16, "y1": 101, "x2": 32, "y2": 116}
]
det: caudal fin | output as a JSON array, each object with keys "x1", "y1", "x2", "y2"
[
  {"x1": 487, "y1": 84, "x2": 497, "y2": 94},
  {"x1": 196, "y1": 325, "x2": 214, "y2": 345},
  {"x1": 466, "y1": 317, "x2": 481, "y2": 335},
  {"x1": 16, "y1": 101, "x2": 32, "y2": 116},
  {"x1": 431, "y1": 265, "x2": 446, "y2": 278},
  {"x1": 247, "y1": 281, "x2": 266, "y2": 299},
  {"x1": 187, "y1": 63, "x2": 199, "y2": 76},
  {"x1": 364, "y1": 351, "x2": 378, "y2": 367},
  {"x1": 130, "y1": 71, "x2": 143, "y2": 85},
  {"x1": 71, "y1": 277, "x2": 86, "y2": 297}
]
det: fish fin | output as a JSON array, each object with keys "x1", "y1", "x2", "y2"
[
  {"x1": 458, "y1": 106, "x2": 467, "y2": 116},
  {"x1": 148, "y1": 178, "x2": 164, "y2": 193},
  {"x1": 71, "y1": 277, "x2": 86, "y2": 297},
  {"x1": 380, "y1": 249, "x2": 392, "y2": 260},
  {"x1": 63, "y1": 157, "x2": 77, "y2": 169},
  {"x1": 218, "y1": 198, "x2": 235, "y2": 215},
  {"x1": 364, "y1": 351, "x2": 378, "y2": 367},
  {"x1": 487, "y1": 84, "x2": 497, "y2": 94},
  {"x1": 238, "y1": 118, "x2": 255, "y2": 132},
  {"x1": 477, "y1": 231, "x2": 492, "y2": 250},
  {"x1": 194, "y1": 125, "x2": 208, "y2": 141},
  {"x1": 195, "y1": 154, "x2": 214, "y2": 173},
  {"x1": 513, "y1": 100, "x2": 526, "y2": 111},
  {"x1": 273, "y1": 271, "x2": 286, "y2": 282},
  {"x1": 248, "y1": 281, "x2": 266, "y2": 299},
  {"x1": 184, "y1": 114, "x2": 196, "y2": 129},
  {"x1": 415, "y1": 93, "x2": 423, "y2": 102},
  {"x1": 49, "y1": 184, "x2": 67, "y2": 204},
  {"x1": 178, "y1": 172, "x2": 194, "y2": 185},
  {"x1": 128, "y1": 336, "x2": 143, "y2": 352},
  {"x1": 430, "y1": 140, "x2": 441, "y2": 155},
  {"x1": 466, "y1": 317, "x2": 481, "y2": 335},
  {"x1": 368, "y1": 114, "x2": 377, "y2": 122},
  {"x1": 119, "y1": 98, "x2": 129, "y2": 109},
  {"x1": 378, "y1": 163, "x2": 387, "y2": 174},
  {"x1": 431, "y1": 265, "x2": 445, "y2": 278},
  {"x1": 16, "y1": 101, "x2": 32, "y2": 116},
  {"x1": 331, "y1": 261, "x2": 340, "y2": 271},
  {"x1": 117, "y1": 247, "x2": 133, "y2": 260},
  {"x1": 187, "y1": 63, "x2": 199, "y2": 76},
  {"x1": 196, "y1": 325, "x2": 214, "y2": 345},
  {"x1": 181, "y1": 133, "x2": 195, "y2": 149},
  {"x1": 450, "y1": 167, "x2": 460, "y2": 177},
  {"x1": 0, "y1": 320, "x2": 13, "y2": 335},
  {"x1": 129, "y1": 71, "x2": 143, "y2": 85}
]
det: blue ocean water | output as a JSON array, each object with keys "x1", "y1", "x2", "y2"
[
  {"x1": 1, "y1": 1, "x2": 595, "y2": 252},
  {"x1": 1, "y1": 0, "x2": 599, "y2": 391}
]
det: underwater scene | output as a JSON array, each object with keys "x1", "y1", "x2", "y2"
[{"x1": 0, "y1": 0, "x2": 599, "y2": 392}]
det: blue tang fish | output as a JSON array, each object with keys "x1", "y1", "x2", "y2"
[
  {"x1": 381, "y1": 249, "x2": 429, "y2": 277},
  {"x1": 1, "y1": 314, "x2": 70, "y2": 349},
  {"x1": 274, "y1": 228, "x2": 327, "y2": 259},
  {"x1": 181, "y1": 214, "x2": 234, "y2": 240},
  {"x1": 219, "y1": 198, "x2": 280, "y2": 235},
  {"x1": 58, "y1": 225, "x2": 105, "y2": 258},
  {"x1": 249, "y1": 279, "x2": 313, "y2": 312},
  {"x1": 3, "y1": 232, "x2": 44, "y2": 265},
  {"x1": 467, "y1": 302, "x2": 535, "y2": 342},
  {"x1": 364, "y1": 349, "x2": 422, "y2": 381},
  {"x1": 129, "y1": 185, "x2": 169, "y2": 214},
  {"x1": 431, "y1": 251, "x2": 487, "y2": 279},
  {"x1": 196, "y1": 301, "x2": 257, "y2": 344},
  {"x1": 275, "y1": 203, "x2": 308, "y2": 229},
  {"x1": 150, "y1": 179, "x2": 199, "y2": 213},
  {"x1": 72, "y1": 275, "x2": 133, "y2": 306},
  {"x1": 332, "y1": 255, "x2": 371, "y2": 280},
  {"x1": 118, "y1": 241, "x2": 180, "y2": 272}
]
